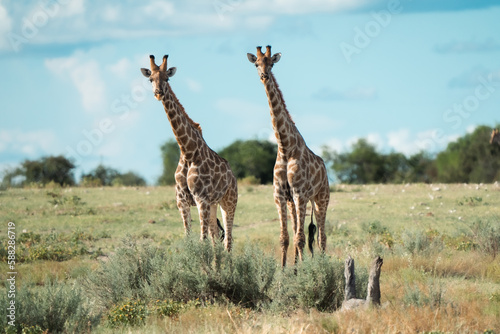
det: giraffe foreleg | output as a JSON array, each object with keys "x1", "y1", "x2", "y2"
[
  {"x1": 275, "y1": 193, "x2": 289, "y2": 267},
  {"x1": 175, "y1": 185, "x2": 192, "y2": 236},
  {"x1": 196, "y1": 201, "x2": 211, "y2": 241},
  {"x1": 293, "y1": 196, "x2": 307, "y2": 264}
]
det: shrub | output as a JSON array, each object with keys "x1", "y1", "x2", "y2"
[
  {"x1": 84, "y1": 237, "x2": 361, "y2": 319},
  {"x1": 81, "y1": 236, "x2": 166, "y2": 308},
  {"x1": 403, "y1": 279, "x2": 446, "y2": 308},
  {"x1": 270, "y1": 255, "x2": 368, "y2": 312},
  {"x1": 0, "y1": 280, "x2": 99, "y2": 333},
  {"x1": 399, "y1": 229, "x2": 444, "y2": 256},
  {"x1": 0, "y1": 232, "x2": 88, "y2": 263},
  {"x1": 152, "y1": 299, "x2": 184, "y2": 317},
  {"x1": 468, "y1": 219, "x2": 500, "y2": 258},
  {"x1": 107, "y1": 300, "x2": 147, "y2": 328},
  {"x1": 146, "y1": 236, "x2": 277, "y2": 308}
]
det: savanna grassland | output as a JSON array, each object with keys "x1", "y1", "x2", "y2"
[{"x1": 0, "y1": 183, "x2": 499, "y2": 333}]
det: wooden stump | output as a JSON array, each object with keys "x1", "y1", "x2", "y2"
[{"x1": 341, "y1": 255, "x2": 383, "y2": 310}]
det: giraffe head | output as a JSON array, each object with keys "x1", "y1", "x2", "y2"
[
  {"x1": 141, "y1": 55, "x2": 177, "y2": 101},
  {"x1": 247, "y1": 45, "x2": 281, "y2": 83},
  {"x1": 491, "y1": 129, "x2": 500, "y2": 145}
]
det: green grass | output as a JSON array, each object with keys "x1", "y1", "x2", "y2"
[{"x1": 0, "y1": 183, "x2": 499, "y2": 333}]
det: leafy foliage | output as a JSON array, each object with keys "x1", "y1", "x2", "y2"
[
  {"x1": 81, "y1": 164, "x2": 146, "y2": 186},
  {"x1": 0, "y1": 280, "x2": 99, "y2": 333},
  {"x1": 0, "y1": 230, "x2": 89, "y2": 263},
  {"x1": 158, "y1": 139, "x2": 180, "y2": 185},
  {"x1": 1, "y1": 156, "x2": 76, "y2": 187},
  {"x1": 219, "y1": 139, "x2": 277, "y2": 184},
  {"x1": 324, "y1": 139, "x2": 435, "y2": 184},
  {"x1": 435, "y1": 125, "x2": 500, "y2": 183}
]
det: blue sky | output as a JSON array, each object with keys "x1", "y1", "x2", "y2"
[{"x1": 1, "y1": 0, "x2": 499, "y2": 184}]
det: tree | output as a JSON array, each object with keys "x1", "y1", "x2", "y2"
[
  {"x1": 326, "y1": 140, "x2": 433, "y2": 184},
  {"x1": 81, "y1": 165, "x2": 119, "y2": 186},
  {"x1": 330, "y1": 139, "x2": 388, "y2": 184},
  {"x1": 435, "y1": 125, "x2": 500, "y2": 183},
  {"x1": 2, "y1": 156, "x2": 76, "y2": 187},
  {"x1": 158, "y1": 139, "x2": 180, "y2": 185},
  {"x1": 112, "y1": 172, "x2": 146, "y2": 187},
  {"x1": 219, "y1": 139, "x2": 277, "y2": 184},
  {"x1": 81, "y1": 165, "x2": 146, "y2": 187},
  {"x1": 406, "y1": 151, "x2": 437, "y2": 183}
]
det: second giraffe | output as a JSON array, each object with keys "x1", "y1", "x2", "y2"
[{"x1": 247, "y1": 45, "x2": 330, "y2": 267}]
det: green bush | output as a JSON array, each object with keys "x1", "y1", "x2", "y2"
[
  {"x1": 85, "y1": 236, "x2": 364, "y2": 313},
  {"x1": 0, "y1": 232, "x2": 88, "y2": 263},
  {"x1": 403, "y1": 279, "x2": 446, "y2": 308},
  {"x1": 146, "y1": 236, "x2": 277, "y2": 308},
  {"x1": 107, "y1": 299, "x2": 147, "y2": 328},
  {"x1": 0, "y1": 280, "x2": 99, "y2": 333},
  {"x1": 270, "y1": 255, "x2": 368, "y2": 312},
  {"x1": 81, "y1": 236, "x2": 166, "y2": 308},
  {"x1": 468, "y1": 219, "x2": 500, "y2": 258}
]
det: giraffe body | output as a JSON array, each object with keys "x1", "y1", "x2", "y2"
[
  {"x1": 142, "y1": 55, "x2": 237, "y2": 251},
  {"x1": 248, "y1": 46, "x2": 330, "y2": 266}
]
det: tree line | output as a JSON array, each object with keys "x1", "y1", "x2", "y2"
[
  {"x1": 2, "y1": 125, "x2": 499, "y2": 188},
  {"x1": 322, "y1": 125, "x2": 500, "y2": 184}
]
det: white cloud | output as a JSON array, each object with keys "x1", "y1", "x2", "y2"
[
  {"x1": 184, "y1": 77, "x2": 202, "y2": 93},
  {"x1": 45, "y1": 53, "x2": 106, "y2": 113},
  {"x1": 58, "y1": 0, "x2": 85, "y2": 18},
  {"x1": 366, "y1": 133, "x2": 384, "y2": 150},
  {"x1": 0, "y1": 129, "x2": 58, "y2": 156},
  {"x1": 101, "y1": 5, "x2": 120, "y2": 22},
  {"x1": 240, "y1": 0, "x2": 363, "y2": 15},
  {"x1": 143, "y1": 1, "x2": 175, "y2": 19},
  {"x1": 0, "y1": 2, "x2": 12, "y2": 50},
  {"x1": 107, "y1": 58, "x2": 131, "y2": 78},
  {"x1": 387, "y1": 128, "x2": 457, "y2": 155},
  {"x1": 466, "y1": 124, "x2": 477, "y2": 134}
]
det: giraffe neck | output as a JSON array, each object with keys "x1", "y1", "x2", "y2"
[
  {"x1": 264, "y1": 73, "x2": 304, "y2": 157},
  {"x1": 161, "y1": 83, "x2": 204, "y2": 160}
]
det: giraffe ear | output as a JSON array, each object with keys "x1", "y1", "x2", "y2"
[
  {"x1": 271, "y1": 53, "x2": 281, "y2": 64},
  {"x1": 140, "y1": 68, "x2": 151, "y2": 78},
  {"x1": 247, "y1": 53, "x2": 257, "y2": 63},
  {"x1": 166, "y1": 67, "x2": 177, "y2": 78}
]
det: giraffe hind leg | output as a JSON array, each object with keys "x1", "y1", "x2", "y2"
[{"x1": 314, "y1": 191, "x2": 329, "y2": 253}]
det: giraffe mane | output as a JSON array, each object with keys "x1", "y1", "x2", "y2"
[
  {"x1": 166, "y1": 82, "x2": 203, "y2": 134},
  {"x1": 269, "y1": 72, "x2": 295, "y2": 125}
]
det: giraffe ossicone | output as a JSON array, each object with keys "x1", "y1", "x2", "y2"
[
  {"x1": 141, "y1": 54, "x2": 238, "y2": 251},
  {"x1": 248, "y1": 45, "x2": 330, "y2": 267}
]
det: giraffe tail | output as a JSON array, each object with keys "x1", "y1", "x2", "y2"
[
  {"x1": 216, "y1": 218, "x2": 225, "y2": 242},
  {"x1": 308, "y1": 200, "x2": 317, "y2": 256}
]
